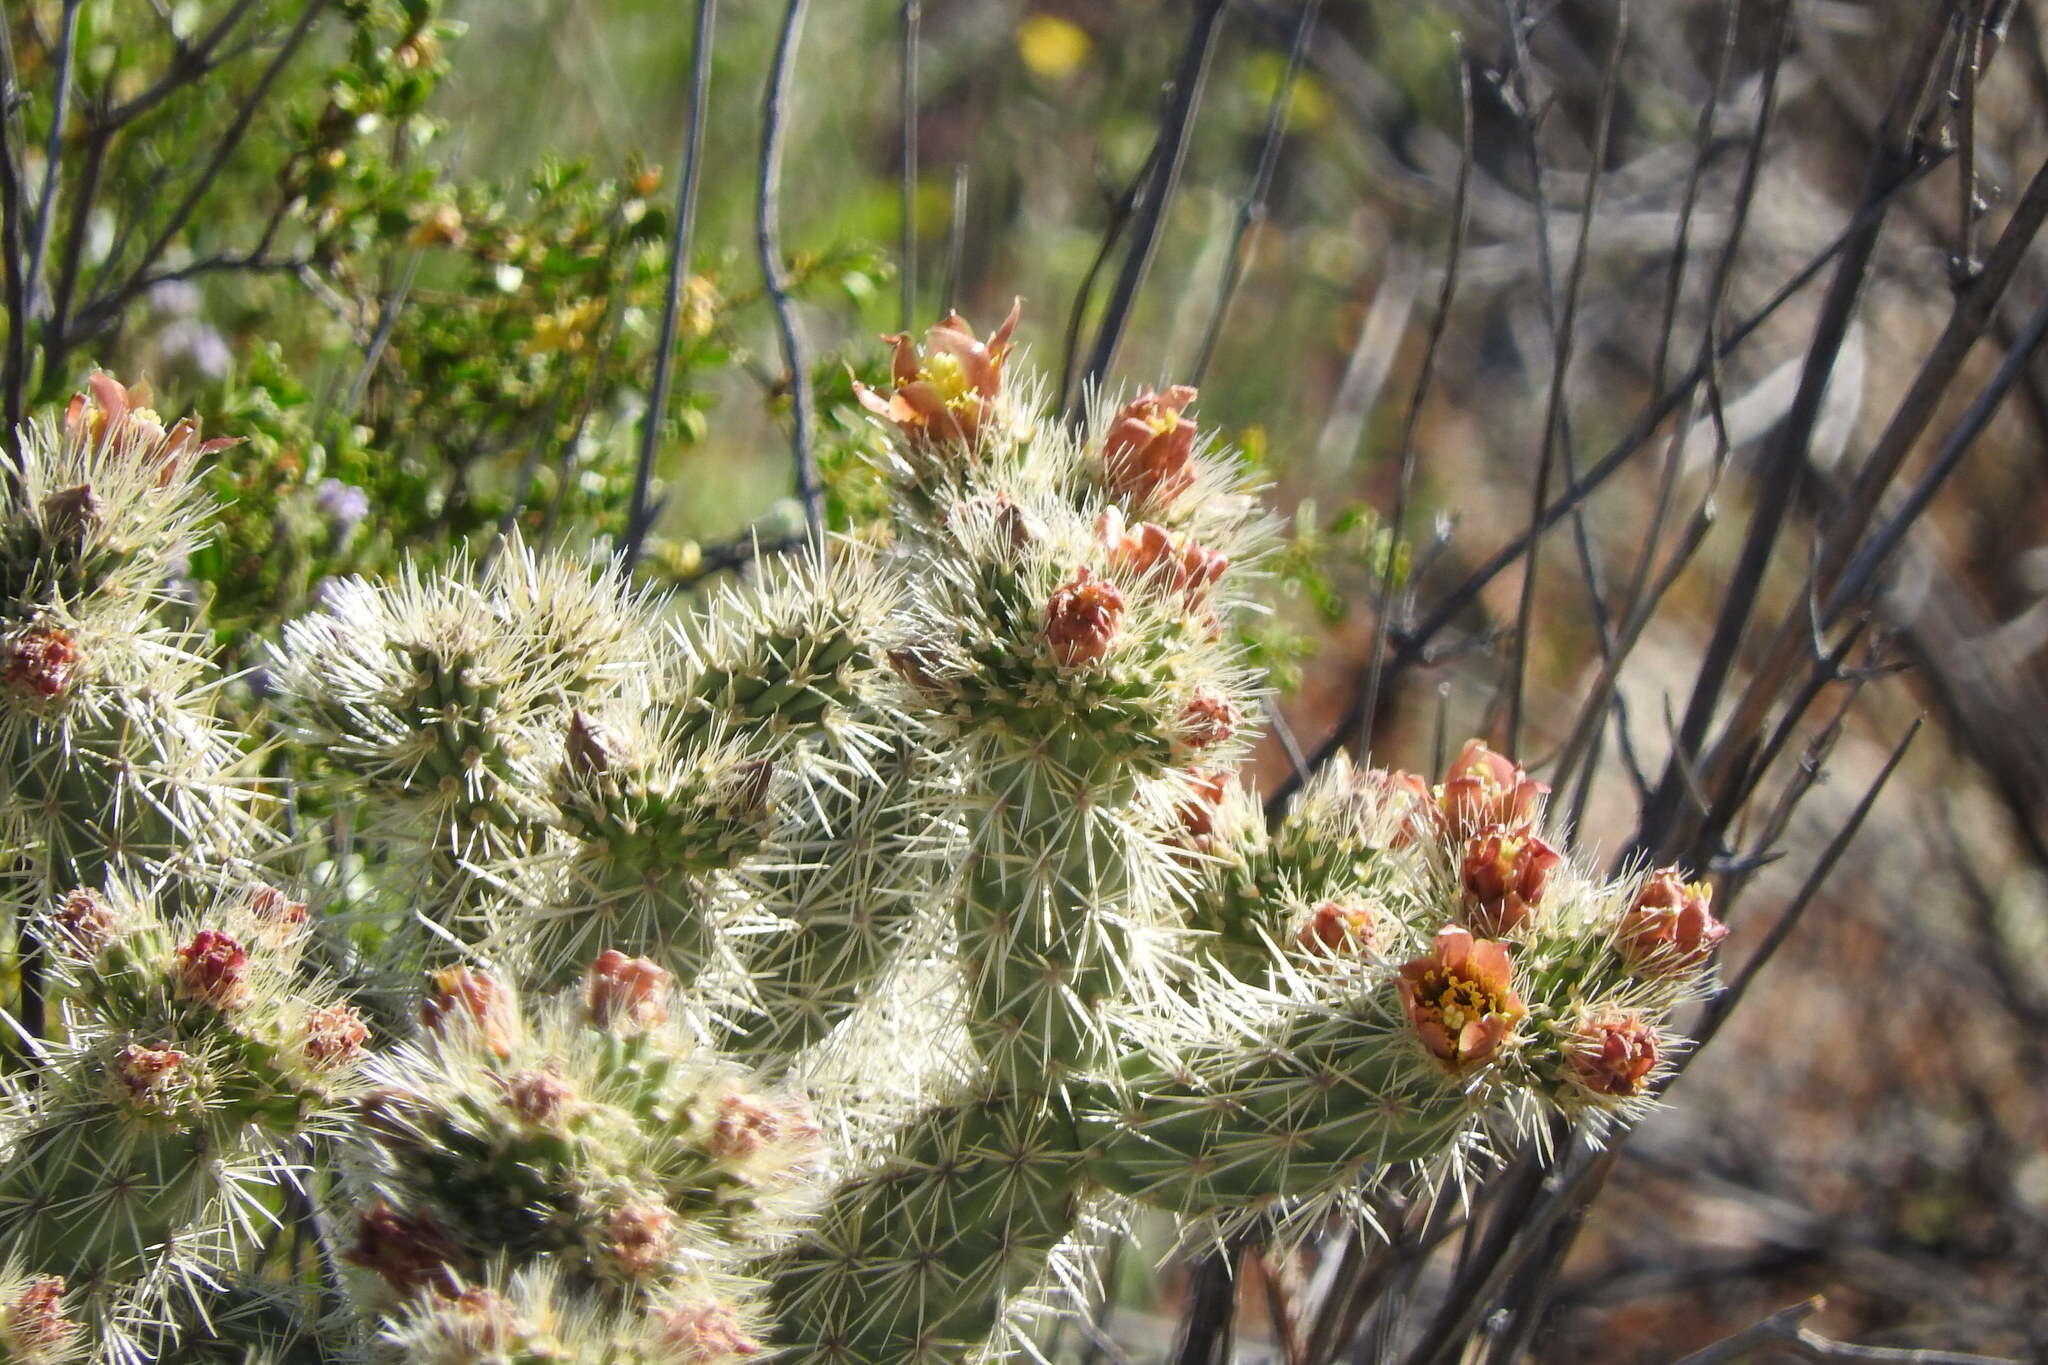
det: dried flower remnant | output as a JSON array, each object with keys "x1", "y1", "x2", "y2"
[
  {"x1": 503, "y1": 1069, "x2": 575, "y2": 1126},
  {"x1": 1, "y1": 626, "x2": 83, "y2": 701},
  {"x1": 1459, "y1": 826, "x2": 1563, "y2": 937},
  {"x1": 1297, "y1": 901, "x2": 1381, "y2": 958},
  {"x1": 1396, "y1": 927, "x2": 1528, "y2": 1073},
  {"x1": 0, "y1": 1276, "x2": 77, "y2": 1360},
  {"x1": 586, "y1": 950, "x2": 672, "y2": 1031},
  {"x1": 1043, "y1": 566, "x2": 1125, "y2": 668},
  {"x1": 601, "y1": 1202, "x2": 675, "y2": 1278},
  {"x1": 175, "y1": 929, "x2": 252, "y2": 1010},
  {"x1": 50, "y1": 887, "x2": 117, "y2": 957},
  {"x1": 1178, "y1": 689, "x2": 1241, "y2": 752},
  {"x1": 39, "y1": 483, "x2": 103, "y2": 542},
  {"x1": 1438, "y1": 739, "x2": 1548, "y2": 832},
  {"x1": 657, "y1": 1300, "x2": 764, "y2": 1364},
  {"x1": 563, "y1": 709, "x2": 621, "y2": 779},
  {"x1": 111, "y1": 1044, "x2": 192, "y2": 1116},
  {"x1": 421, "y1": 967, "x2": 516, "y2": 1059},
  {"x1": 1102, "y1": 385, "x2": 1199, "y2": 504},
  {"x1": 854, "y1": 300, "x2": 1022, "y2": 451},
  {"x1": 303, "y1": 1005, "x2": 370, "y2": 1071},
  {"x1": 708, "y1": 1092, "x2": 821, "y2": 1164},
  {"x1": 1619, "y1": 868, "x2": 1728, "y2": 974},
  {"x1": 348, "y1": 1204, "x2": 461, "y2": 1295},
  {"x1": 244, "y1": 882, "x2": 309, "y2": 930},
  {"x1": 1562, "y1": 1013, "x2": 1661, "y2": 1097}
]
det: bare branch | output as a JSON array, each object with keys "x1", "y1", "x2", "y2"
[
  {"x1": 757, "y1": 0, "x2": 821, "y2": 546},
  {"x1": 1670, "y1": 1297, "x2": 2021, "y2": 1365}
]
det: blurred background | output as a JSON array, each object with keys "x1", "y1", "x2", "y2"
[{"x1": 6, "y1": 0, "x2": 2048, "y2": 1359}]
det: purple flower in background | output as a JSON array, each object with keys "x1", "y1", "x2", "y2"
[{"x1": 317, "y1": 480, "x2": 370, "y2": 542}]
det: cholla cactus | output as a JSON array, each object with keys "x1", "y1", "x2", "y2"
[
  {"x1": 0, "y1": 376, "x2": 267, "y2": 918},
  {"x1": 0, "y1": 337, "x2": 1728, "y2": 1365}
]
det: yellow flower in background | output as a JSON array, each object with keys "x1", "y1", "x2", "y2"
[{"x1": 1017, "y1": 14, "x2": 1091, "y2": 81}]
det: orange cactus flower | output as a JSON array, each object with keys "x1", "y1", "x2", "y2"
[
  {"x1": 65, "y1": 372, "x2": 240, "y2": 485},
  {"x1": 1043, "y1": 566, "x2": 1126, "y2": 668},
  {"x1": 853, "y1": 299, "x2": 1022, "y2": 452},
  {"x1": 1103, "y1": 385, "x2": 1199, "y2": 505},
  {"x1": 1396, "y1": 927, "x2": 1528, "y2": 1073},
  {"x1": 1297, "y1": 900, "x2": 1381, "y2": 958},
  {"x1": 1459, "y1": 825, "x2": 1562, "y2": 937},
  {"x1": 1438, "y1": 738, "x2": 1548, "y2": 831},
  {"x1": 586, "y1": 949, "x2": 673, "y2": 1031},
  {"x1": 1563, "y1": 1013, "x2": 1661, "y2": 1097},
  {"x1": 420, "y1": 966, "x2": 516, "y2": 1058},
  {"x1": 1107, "y1": 520, "x2": 1229, "y2": 612},
  {"x1": 1618, "y1": 868, "x2": 1727, "y2": 973}
]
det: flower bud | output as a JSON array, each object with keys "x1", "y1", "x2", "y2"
[
  {"x1": 1297, "y1": 901, "x2": 1381, "y2": 959},
  {"x1": 586, "y1": 950, "x2": 671, "y2": 1031},
  {"x1": 1107, "y1": 521, "x2": 1229, "y2": 612},
  {"x1": 886, "y1": 644, "x2": 947, "y2": 695},
  {"x1": 657, "y1": 1300, "x2": 764, "y2": 1364},
  {"x1": 347, "y1": 1204, "x2": 460, "y2": 1294},
  {"x1": 50, "y1": 887, "x2": 117, "y2": 957},
  {"x1": 504, "y1": 1069, "x2": 575, "y2": 1126},
  {"x1": 708, "y1": 1092, "x2": 822, "y2": 1163},
  {"x1": 1171, "y1": 771, "x2": 1232, "y2": 849},
  {"x1": 724, "y1": 757, "x2": 776, "y2": 818},
  {"x1": 1438, "y1": 738, "x2": 1548, "y2": 831},
  {"x1": 1458, "y1": 826, "x2": 1562, "y2": 937},
  {"x1": 421, "y1": 967, "x2": 515, "y2": 1059},
  {"x1": 0, "y1": 1276, "x2": 76, "y2": 1360},
  {"x1": 1618, "y1": 868, "x2": 1727, "y2": 974},
  {"x1": 1102, "y1": 385, "x2": 1199, "y2": 505},
  {"x1": 1396, "y1": 927, "x2": 1528, "y2": 1073},
  {"x1": 303, "y1": 1005, "x2": 370, "y2": 1071},
  {"x1": 1, "y1": 625, "x2": 82, "y2": 701},
  {"x1": 244, "y1": 882, "x2": 309, "y2": 929},
  {"x1": 947, "y1": 493, "x2": 1043, "y2": 551},
  {"x1": 1562, "y1": 1013, "x2": 1661, "y2": 1097},
  {"x1": 1177, "y1": 689, "x2": 1241, "y2": 752},
  {"x1": 175, "y1": 929, "x2": 251, "y2": 1010},
  {"x1": 1367, "y1": 768, "x2": 1442, "y2": 848},
  {"x1": 1043, "y1": 566, "x2": 1125, "y2": 668}
]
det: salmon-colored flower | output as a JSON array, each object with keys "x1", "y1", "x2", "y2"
[
  {"x1": 1562, "y1": 1013, "x2": 1660, "y2": 1097},
  {"x1": 64, "y1": 372, "x2": 240, "y2": 486},
  {"x1": 1103, "y1": 385, "x2": 1199, "y2": 505},
  {"x1": 1178, "y1": 689, "x2": 1241, "y2": 752},
  {"x1": 348, "y1": 1204, "x2": 460, "y2": 1294},
  {"x1": 1, "y1": 625, "x2": 82, "y2": 701},
  {"x1": 1618, "y1": 868, "x2": 1726, "y2": 974},
  {"x1": 853, "y1": 300, "x2": 1022, "y2": 452},
  {"x1": 1459, "y1": 826, "x2": 1562, "y2": 936},
  {"x1": 1044, "y1": 566, "x2": 1125, "y2": 668},
  {"x1": 1106, "y1": 521, "x2": 1228, "y2": 612},
  {"x1": 421, "y1": 967, "x2": 515, "y2": 1058},
  {"x1": 1297, "y1": 901, "x2": 1381, "y2": 958},
  {"x1": 1396, "y1": 927, "x2": 1527, "y2": 1073},
  {"x1": 303, "y1": 1005, "x2": 370, "y2": 1071},
  {"x1": 1439, "y1": 739, "x2": 1548, "y2": 830},
  {"x1": 586, "y1": 949, "x2": 672, "y2": 1031},
  {"x1": 176, "y1": 930, "x2": 251, "y2": 1010},
  {"x1": 657, "y1": 1300, "x2": 763, "y2": 1363}
]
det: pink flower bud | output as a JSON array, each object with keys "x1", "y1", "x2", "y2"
[
  {"x1": 1368, "y1": 768, "x2": 1443, "y2": 848},
  {"x1": 1, "y1": 625, "x2": 82, "y2": 701},
  {"x1": 175, "y1": 930, "x2": 251, "y2": 1010},
  {"x1": 1618, "y1": 868, "x2": 1727, "y2": 974},
  {"x1": 1102, "y1": 385, "x2": 1199, "y2": 505},
  {"x1": 1563, "y1": 1013, "x2": 1661, "y2": 1097},
  {"x1": 586, "y1": 950, "x2": 672, "y2": 1031},
  {"x1": 1043, "y1": 566, "x2": 1125, "y2": 668},
  {"x1": 1458, "y1": 825, "x2": 1562, "y2": 937},
  {"x1": 602, "y1": 1202, "x2": 675, "y2": 1278},
  {"x1": 1396, "y1": 927, "x2": 1528, "y2": 1073},
  {"x1": 244, "y1": 883, "x2": 309, "y2": 928}
]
